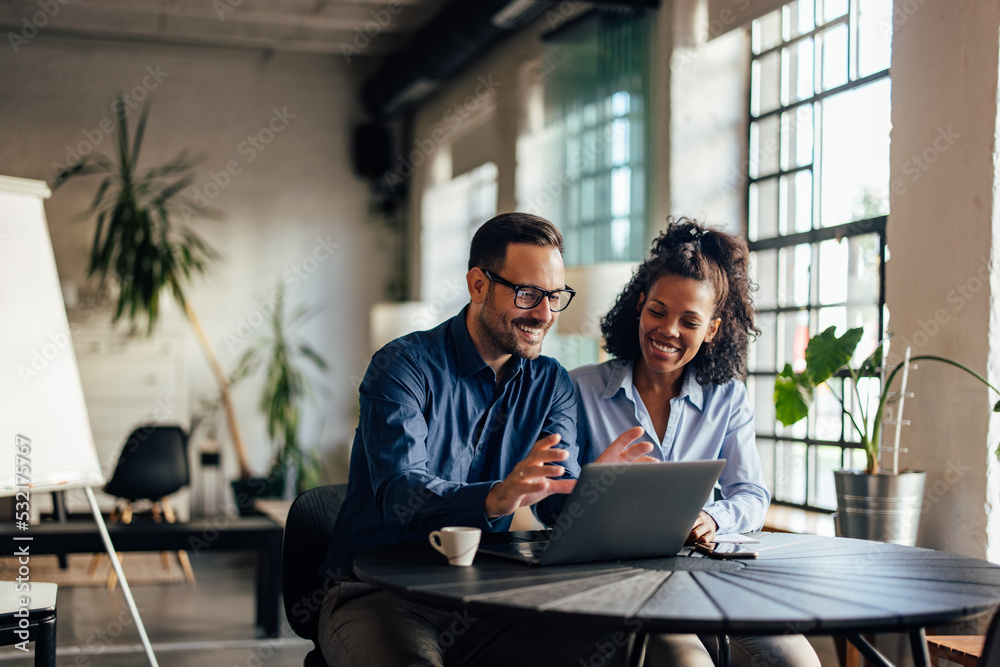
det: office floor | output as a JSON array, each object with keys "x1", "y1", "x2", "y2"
[
  {"x1": 0, "y1": 549, "x2": 847, "y2": 666},
  {"x1": 0, "y1": 552, "x2": 311, "y2": 666}
]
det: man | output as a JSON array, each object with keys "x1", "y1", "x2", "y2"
[{"x1": 317, "y1": 213, "x2": 650, "y2": 666}]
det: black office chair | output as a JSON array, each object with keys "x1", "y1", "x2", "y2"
[
  {"x1": 91, "y1": 424, "x2": 194, "y2": 586},
  {"x1": 282, "y1": 484, "x2": 348, "y2": 667}
]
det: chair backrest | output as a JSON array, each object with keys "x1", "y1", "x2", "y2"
[
  {"x1": 282, "y1": 484, "x2": 348, "y2": 645},
  {"x1": 103, "y1": 425, "x2": 190, "y2": 502},
  {"x1": 979, "y1": 604, "x2": 1000, "y2": 664}
]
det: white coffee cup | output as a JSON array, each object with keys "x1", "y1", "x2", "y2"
[{"x1": 429, "y1": 526, "x2": 482, "y2": 566}]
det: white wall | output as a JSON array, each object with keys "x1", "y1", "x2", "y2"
[
  {"x1": 0, "y1": 37, "x2": 389, "y2": 496},
  {"x1": 886, "y1": 0, "x2": 1000, "y2": 561}
]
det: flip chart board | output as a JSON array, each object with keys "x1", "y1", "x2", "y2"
[{"x1": 0, "y1": 175, "x2": 104, "y2": 496}]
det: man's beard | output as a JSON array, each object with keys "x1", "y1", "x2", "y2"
[{"x1": 476, "y1": 289, "x2": 550, "y2": 361}]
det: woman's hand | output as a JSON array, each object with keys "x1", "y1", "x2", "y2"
[
  {"x1": 688, "y1": 511, "x2": 718, "y2": 544},
  {"x1": 593, "y1": 426, "x2": 656, "y2": 464}
]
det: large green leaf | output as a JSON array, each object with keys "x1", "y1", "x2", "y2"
[
  {"x1": 805, "y1": 326, "x2": 863, "y2": 385},
  {"x1": 774, "y1": 363, "x2": 813, "y2": 426}
]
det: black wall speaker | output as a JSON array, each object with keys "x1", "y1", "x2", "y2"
[{"x1": 352, "y1": 123, "x2": 392, "y2": 180}]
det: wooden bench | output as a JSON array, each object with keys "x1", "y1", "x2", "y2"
[{"x1": 0, "y1": 516, "x2": 282, "y2": 637}]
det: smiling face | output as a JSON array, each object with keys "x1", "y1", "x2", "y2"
[
  {"x1": 636, "y1": 274, "x2": 722, "y2": 388},
  {"x1": 470, "y1": 243, "x2": 565, "y2": 365}
]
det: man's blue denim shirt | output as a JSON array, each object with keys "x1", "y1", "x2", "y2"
[{"x1": 321, "y1": 306, "x2": 578, "y2": 579}]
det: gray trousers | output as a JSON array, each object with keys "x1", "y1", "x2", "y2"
[{"x1": 318, "y1": 581, "x2": 640, "y2": 667}]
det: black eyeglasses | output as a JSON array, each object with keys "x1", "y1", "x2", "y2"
[{"x1": 482, "y1": 270, "x2": 576, "y2": 312}]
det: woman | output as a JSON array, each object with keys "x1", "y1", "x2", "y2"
[{"x1": 571, "y1": 218, "x2": 820, "y2": 667}]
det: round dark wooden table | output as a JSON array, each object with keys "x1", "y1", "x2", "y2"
[{"x1": 355, "y1": 532, "x2": 1000, "y2": 666}]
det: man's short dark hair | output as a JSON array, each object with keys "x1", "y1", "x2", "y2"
[{"x1": 468, "y1": 213, "x2": 564, "y2": 274}]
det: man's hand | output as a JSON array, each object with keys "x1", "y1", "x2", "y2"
[
  {"x1": 484, "y1": 434, "x2": 576, "y2": 519},
  {"x1": 687, "y1": 511, "x2": 718, "y2": 544},
  {"x1": 593, "y1": 426, "x2": 656, "y2": 464}
]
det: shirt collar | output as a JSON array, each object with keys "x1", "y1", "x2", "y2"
[
  {"x1": 601, "y1": 358, "x2": 706, "y2": 411},
  {"x1": 450, "y1": 305, "x2": 525, "y2": 381}
]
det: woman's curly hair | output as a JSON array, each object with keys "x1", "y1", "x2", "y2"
[{"x1": 601, "y1": 217, "x2": 760, "y2": 385}]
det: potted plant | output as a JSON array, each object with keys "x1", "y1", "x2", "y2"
[
  {"x1": 773, "y1": 326, "x2": 1000, "y2": 544},
  {"x1": 53, "y1": 96, "x2": 255, "y2": 482},
  {"x1": 229, "y1": 282, "x2": 327, "y2": 509}
]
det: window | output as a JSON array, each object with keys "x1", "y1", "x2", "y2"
[
  {"x1": 746, "y1": 0, "x2": 892, "y2": 511},
  {"x1": 420, "y1": 162, "x2": 498, "y2": 303},
  {"x1": 520, "y1": 10, "x2": 650, "y2": 368}
]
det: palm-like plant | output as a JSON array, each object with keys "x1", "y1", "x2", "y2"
[
  {"x1": 54, "y1": 96, "x2": 254, "y2": 478},
  {"x1": 230, "y1": 283, "x2": 327, "y2": 493}
]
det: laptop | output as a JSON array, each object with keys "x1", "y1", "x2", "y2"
[{"x1": 479, "y1": 459, "x2": 726, "y2": 566}]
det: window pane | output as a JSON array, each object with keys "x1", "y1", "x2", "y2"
[
  {"x1": 611, "y1": 118, "x2": 629, "y2": 166},
  {"x1": 812, "y1": 377, "x2": 844, "y2": 440},
  {"x1": 750, "y1": 249, "x2": 778, "y2": 310},
  {"x1": 753, "y1": 11, "x2": 783, "y2": 54},
  {"x1": 581, "y1": 177, "x2": 596, "y2": 221},
  {"x1": 823, "y1": 0, "x2": 848, "y2": 21},
  {"x1": 750, "y1": 311, "x2": 777, "y2": 371},
  {"x1": 820, "y1": 79, "x2": 891, "y2": 226},
  {"x1": 848, "y1": 447, "x2": 867, "y2": 470},
  {"x1": 611, "y1": 166, "x2": 631, "y2": 217},
  {"x1": 811, "y1": 445, "x2": 841, "y2": 508},
  {"x1": 757, "y1": 439, "x2": 775, "y2": 490},
  {"x1": 777, "y1": 309, "x2": 810, "y2": 372},
  {"x1": 779, "y1": 171, "x2": 813, "y2": 234},
  {"x1": 781, "y1": 106, "x2": 814, "y2": 170},
  {"x1": 820, "y1": 23, "x2": 849, "y2": 90},
  {"x1": 818, "y1": 238, "x2": 848, "y2": 304},
  {"x1": 753, "y1": 115, "x2": 780, "y2": 178},
  {"x1": 816, "y1": 305, "x2": 847, "y2": 337},
  {"x1": 580, "y1": 225, "x2": 595, "y2": 264},
  {"x1": 783, "y1": 39, "x2": 815, "y2": 104},
  {"x1": 847, "y1": 234, "x2": 882, "y2": 307},
  {"x1": 610, "y1": 218, "x2": 630, "y2": 260},
  {"x1": 775, "y1": 441, "x2": 807, "y2": 504},
  {"x1": 754, "y1": 375, "x2": 777, "y2": 436},
  {"x1": 753, "y1": 51, "x2": 782, "y2": 117},
  {"x1": 778, "y1": 244, "x2": 811, "y2": 307},
  {"x1": 749, "y1": 177, "x2": 779, "y2": 241},
  {"x1": 785, "y1": 0, "x2": 815, "y2": 39},
  {"x1": 611, "y1": 91, "x2": 630, "y2": 116},
  {"x1": 859, "y1": 0, "x2": 892, "y2": 76},
  {"x1": 582, "y1": 129, "x2": 597, "y2": 172}
]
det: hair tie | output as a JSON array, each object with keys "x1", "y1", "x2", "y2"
[{"x1": 689, "y1": 226, "x2": 709, "y2": 252}]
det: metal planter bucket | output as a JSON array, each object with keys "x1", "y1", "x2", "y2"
[{"x1": 833, "y1": 470, "x2": 926, "y2": 546}]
